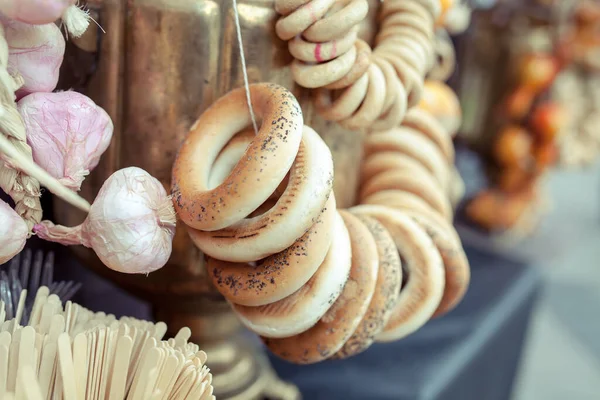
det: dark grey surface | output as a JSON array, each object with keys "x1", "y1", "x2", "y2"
[{"x1": 268, "y1": 245, "x2": 542, "y2": 400}]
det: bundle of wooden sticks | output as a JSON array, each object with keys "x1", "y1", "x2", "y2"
[{"x1": 0, "y1": 286, "x2": 214, "y2": 400}]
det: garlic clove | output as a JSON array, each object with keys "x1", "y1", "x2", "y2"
[
  {"x1": 0, "y1": 0, "x2": 75, "y2": 25},
  {"x1": 0, "y1": 198, "x2": 28, "y2": 264},
  {"x1": 34, "y1": 167, "x2": 176, "y2": 275},
  {"x1": 1, "y1": 16, "x2": 65, "y2": 98},
  {"x1": 19, "y1": 91, "x2": 113, "y2": 191}
]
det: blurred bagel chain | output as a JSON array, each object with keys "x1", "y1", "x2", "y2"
[
  {"x1": 275, "y1": 0, "x2": 451, "y2": 130},
  {"x1": 170, "y1": 0, "x2": 470, "y2": 364}
]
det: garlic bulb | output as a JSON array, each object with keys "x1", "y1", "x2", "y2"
[
  {"x1": 1, "y1": 16, "x2": 65, "y2": 98},
  {"x1": 34, "y1": 167, "x2": 176, "y2": 274},
  {"x1": 19, "y1": 91, "x2": 113, "y2": 191},
  {"x1": 0, "y1": 0, "x2": 75, "y2": 25},
  {"x1": 0, "y1": 198, "x2": 28, "y2": 264}
]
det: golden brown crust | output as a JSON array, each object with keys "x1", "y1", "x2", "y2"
[
  {"x1": 233, "y1": 210, "x2": 352, "y2": 339},
  {"x1": 333, "y1": 214, "x2": 402, "y2": 359},
  {"x1": 208, "y1": 196, "x2": 336, "y2": 307},
  {"x1": 172, "y1": 84, "x2": 303, "y2": 232},
  {"x1": 350, "y1": 205, "x2": 445, "y2": 342},
  {"x1": 263, "y1": 210, "x2": 378, "y2": 364}
]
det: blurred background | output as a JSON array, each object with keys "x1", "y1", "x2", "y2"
[{"x1": 3, "y1": 0, "x2": 600, "y2": 398}]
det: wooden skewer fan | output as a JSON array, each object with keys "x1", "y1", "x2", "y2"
[{"x1": 0, "y1": 286, "x2": 215, "y2": 400}]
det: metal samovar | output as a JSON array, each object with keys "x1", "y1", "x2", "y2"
[{"x1": 55, "y1": 1, "x2": 378, "y2": 398}]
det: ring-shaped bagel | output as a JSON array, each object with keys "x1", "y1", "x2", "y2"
[
  {"x1": 188, "y1": 125, "x2": 334, "y2": 262},
  {"x1": 263, "y1": 210, "x2": 378, "y2": 364},
  {"x1": 402, "y1": 210, "x2": 470, "y2": 318},
  {"x1": 314, "y1": 72, "x2": 369, "y2": 121},
  {"x1": 208, "y1": 128, "x2": 254, "y2": 189},
  {"x1": 233, "y1": 210, "x2": 352, "y2": 339},
  {"x1": 403, "y1": 107, "x2": 456, "y2": 163},
  {"x1": 339, "y1": 64, "x2": 386, "y2": 130},
  {"x1": 275, "y1": 0, "x2": 336, "y2": 41},
  {"x1": 350, "y1": 205, "x2": 445, "y2": 342},
  {"x1": 324, "y1": 39, "x2": 372, "y2": 90},
  {"x1": 332, "y1": 213, "x2": 402, "y2": 359},
  {"x1": 291, "y1": 44, "x2": 358, "y2": 88},
  {"x1": 288, "y1": 29, "x2": 357, "y2": 63},
  {"x1": 172, "y1": 83, "x2": 303, "y2": 231},
  {"x1": 303, "y1": 0, "x2": 370, "y2": 42},
  {"x1": 359, "y1": 169, "x2": 453, "y2": 221},
  {"x1": 361, "y1": 151, "x2": 433, "y2": 185},
  {"x1": 208, "y1": 195, "x2": 336, "y2": 307},
  {"x1": 274, "y1": 0, "x2": 311, "y2": 15},
  {"x1": 364, "y1": 127, "x2": 451, "y2": 192},
  {"x1": 361, "y1": 190, "x2": 438, "y2": 218},
  {"x1": 378, "y1": 1, "x2": 435, "y2": 29}
]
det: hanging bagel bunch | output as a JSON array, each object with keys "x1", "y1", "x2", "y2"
[
  {"x1": 275, "y1": 0, "x2": 443, "y2": 131},
  {"x1": 356, "y1": 0, "x2": 470, "y2": 345},
  {"x1": 171, "y1": 0, "x2": 471, "y2": 365}
]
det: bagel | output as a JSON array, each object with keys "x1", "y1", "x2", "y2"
[
  {"x1": 233, "y1": 210, "x2": 352, "y2": 338},
  {"x1": 208, "y1": 196, "x2": 336, "y2": 307},
  {"x1": 188, "y1": 125, "x2": 333, "y2": 262},
  {"x1": 172, "y1": 83, "x2": 303, "y2": 232},
  {"x1": 351, "y1": 205, "x2": 445, "y2": 342},
  {"x1": 263, "y1": 210, "x2": 378, "y2": 363},
  {"x1": 333, "y1": 213, "x2": 402, "y2": 359},
  {"x1": 275, "y1": 0, "x2": 437, "y2": 129}
]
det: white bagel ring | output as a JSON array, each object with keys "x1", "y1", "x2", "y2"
[
  {"x1": 172, "y1": 83, "x2": 303, "y2": 232},
  {"x1": 188, "y1": 125, "x2": 333, "y2": 262},
  {"x1": 208, "y1": 195, "x2": 336, "y2": 307},
  {"x1": 232, "y1": 210, "x2": 352, "y2": 339},
  {"x1": 350, "y1": 205, "x2": 445, "y2": 342},
  {"x1": 263, "y1": 210, "x2": 379, "y2": 364},
  {"x1": 333, "y1": 213, "x2": 402, "y2": 359}
]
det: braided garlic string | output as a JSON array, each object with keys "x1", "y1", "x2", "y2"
[{"x1": 0, "y1": 24, "x2": 42, "y2": 230}]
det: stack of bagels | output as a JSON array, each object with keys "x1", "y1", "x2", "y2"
[{"x1": 171, "y1": 0, "x2": 469, "y2": 364}]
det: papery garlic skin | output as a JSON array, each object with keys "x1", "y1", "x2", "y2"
[
  {"x1": 19, "y1": 91, "x2": 113, "y2": 191},
  {"x1": 1, "y1": 17, "x2": 65, "y2": 98},
  {"x1": 0, "y1": 0, "x2": 75, "y2": 25},
  {"x1": 83, "y1": 167, "x2": 176, "y2": 274},
  {"x1": 0, "y1": 199, "x2": 28, "y2": 264},
  {"x1": 34, "y1": 167, "x2": 176, "y2": 274}
]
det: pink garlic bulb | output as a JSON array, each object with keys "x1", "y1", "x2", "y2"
[
  {"x1": 1, "y1": 16, "x2": 65, "y2": 98},
  {"x1": 34, "y1": 167, "x2": 176, "y2": 274},
  {"x1": 19, "y1": 91, "x2": 113, "y2": 191},
  {"x1": 0, "y1": 199, "x2": 28, "y2": 264},
  {"x1": 0, "y1": 0, "x2": 75, "y2": 25}
]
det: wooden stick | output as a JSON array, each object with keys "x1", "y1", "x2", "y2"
[
  {"x1": 37, "y1": 341, "x2": 57, "y2": 400},
  {"x1": 57, "y1": 333, "x2": 76, "y2": 400},
  {"x1": 107, "y1": 335, "x2": 132, "y2": 400},
  {"x1": 7, "y1": 328, "x2": 20, "y2": 392},
  {"x1": 0, "y1": 344, "x2": 9, "y2": 397},
  {"x1": 18, "y1": 326, "x2": 35, "y2": 377},
  {"x1": 13, "y1": 290, "x2": 27, "y2": 329},
  {"x1": 18, "y1": 365, "x2": 43, "y2": 400},
  {"x1": 72, "y1": 333, "x2": 87, "y2": 400}
]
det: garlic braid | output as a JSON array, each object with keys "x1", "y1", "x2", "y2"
[
  {"x1": 173, "y1": 84, "x2": 469, "y2": 364},
  {"x1": 0, "y1": 24, "x2": 42, "y2": 230},
  {"x1": 275, "y1": 0, "x2": 439, "y2": 130}
]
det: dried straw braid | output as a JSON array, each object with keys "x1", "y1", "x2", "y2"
[{"x1": 0, "y1": 24, "x2": 42, "y2": 230}]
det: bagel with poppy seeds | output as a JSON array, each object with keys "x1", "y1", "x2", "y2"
[
  {"x1": 262, "y1": 211, "x2": 378, "y2": 363},
  {"x1": 351, "y1": 205, "x2": 445, "y2": 342},
  {"x1": 233, "y1": 210, "x2": 352, "y2": 338}
]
